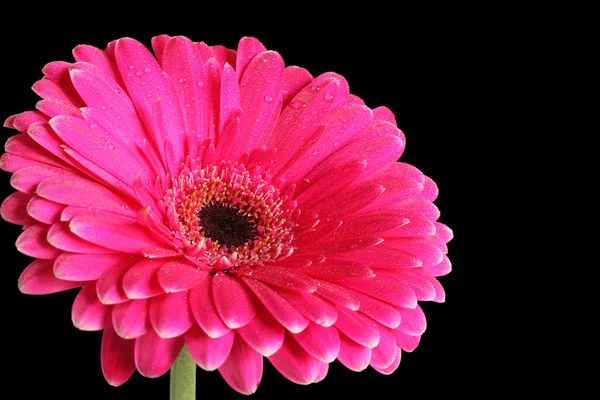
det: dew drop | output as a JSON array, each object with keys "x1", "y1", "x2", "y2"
[
  {"x1": 179, "y1": 77, "x2": 186, "y2": 84},
  {"x1": 333, "y1": 142, "x2": 340, "y2": 147},
  {"x1": 310, "y1": 84, "x2": 318, "y2": 91},
  {"x1": 127, "y1": 73, "x2": 132, "y2": 77},
  {"x1": 144, "y1": 67, "x2": 151, "y2": 73},
  {"x1": 289, "y1": 101, "x2": 305, "y2": 109},
  {"x1": 340, "y1": 117, "x2": 347, "y2": 123},
  {"x1": 264, "y1": 95, "x2": 273, "y2": 103},
  {"x1": 115, "y1": 88, "x2": 122, "y2": 94},
  {"x1": 108, "y1": 143, "x2": 115, "y2": 150},
  {"x1": 129, "y1": 65, "x2": 135, "y2": 69},
  {"x1": 101, "y1": 105, "x2": 106, "y2": 110},
  {"x1": 101, "y1": 137, "x2": 107, "y2": 142},
  {"x1": 136, "y1": 71, "x2": 143, "y2": 77},
  {"x1": 146, "y1": 91, "x2": 152, "y2": 98},
  {"x1": 324, "y1": 93, "x2": 334, "y2": 101},
  {"x1": 197, "y1": 80, "x2": 204, "y2": 87}
]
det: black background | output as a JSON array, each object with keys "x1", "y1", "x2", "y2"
[{"x1": 1, "y1": 23, "x2": 467, "y2": 400}]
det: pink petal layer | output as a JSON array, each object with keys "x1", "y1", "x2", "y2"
[
  {"x1": 237, "y1": 307, "x2": 284, "y2": 357},
  {"x1": 397, "y1": 306, "x2": 427, "y2": 336},
  {"x1": 337, "y1": 332, "x2": 372, "y2": 372},
  {"x1": 213, "y1": 274, "x2": 257, "y2": 329},
  {"x1": 19, "y1": 259, "x2": 82, "y2": 295},
  {"x1": 26, "y1": 196, "x2": 63, "y2": 224},
  {"x1": 54, "y1": 253, "x2": 135, "y2": 281},
  {"x1": 157, "y1": 261, "x2": 208, "y2": 293},
  {"x1": 101, "y1": 324, "x2": 136, "y2": 386},
  {"x1": 293, "y1": 323, "x2": 340, "y2": 363},
  {"x1": 372, "y1": 345, "x2": 401, "y2": 375},
  {"x1": 218, "y1": 334, "x2": 263, "y2": 395},
  {"x1": 334, "y1": 306, "x2": 380, "y2": 349},
  {"x1": 10, "y1": 165, "x2": 80, "y2": 194},
  {"x1": 149, "y1": 292, "x2": 194, "y2": 339},
  {"x1": 278, "y1": 290, "x2": 338, "y2": 327},
  {"x1": 185, "y1": 326, "x2": 234, "y2": 371},
  {"x1": 47, "y1": 222, "x2": 114, "y2": 254},
  {"x1": 135, "y1": 330, "x2": 184, "y2": 378},
  {"x1": 243, "y1": 278, "x2": 309, "y2": 334},
  {"x1": 70, "y1": 213, "x2": 167, "y2": 254},
  {"x1": 189, "y1": 278, "x2": 231, "y2": 339},
  {"x1": 112, "y1": 299, "x2": 151, "y2": 339},
  {"x1": 369, "y1": 326, "x2": 397, "y2": 370},
  {"x1": 1, "y1": 191, "x2": 35, "y2": 225},
  {"x1": 72, "y1": 283, "x2": 108, "y2": 331},
  {"x1": 269, "y1": 333, "x2": 325, "y2": 385},
  {"x1": 16, "y1": 224, "x2": 60, "y2": 259},
  {"x1": 122, "y1": 259, "x2": 166, "y2": 299}
]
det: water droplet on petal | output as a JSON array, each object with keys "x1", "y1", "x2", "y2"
[
  {"x1": 325, "y1": 93, "x2": 334, "y2": 101},
  {"x1": 146, "y1": 91, "x2": 152, "y2": 98},
  {"x1": 340, "y1": 117, "x2": 347, "y2": 123},
  {"x1": 197, "y1": 80, "x2": 205, "y2": 87},
  {"x1": 333, "y1": 141, "x2": 340, "y2": 147},
  {"x1": 108, "y1": 143, "x2": 115, "y2": 150},
  {"x1": 144, "y1": 67, "x2": 151, "y2": 73},
  {"x1": 264, "y1": 95, "x2": 273, "y2": 103},
  {"x1": 108, "y1": 104, "x2": 113, "y2": 108},
  {"x1": 101, "y1": 137, "x2": 107, "y2": 142},
  {"x1": 115, "y1": 88, "x2": 122, "y2": 94},
  {"x1": 179, "y1": 77, "x2": 186, "y2": 84},
  {"x1": 136, "y1": 71, "x2": 143, "y2": 77},
  {"x1": 289, "y1": 101, "x2": 305, "y2": 109},
  {"x1": 129, "y1": 65, "x2": 135, "y2": 70},
  {"x1": 101, "y1": 105, "x2": 106, "y2": 110}
]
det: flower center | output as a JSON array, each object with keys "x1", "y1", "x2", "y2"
[
  {"x1": 197, "y1": 203, "x2": 257, "y2": 248},
  {"x1": 164, "y1": 161, "x2": 297, "y2": 269}
]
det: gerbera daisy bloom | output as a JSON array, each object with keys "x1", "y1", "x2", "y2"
[{"x1": 1, "y1": 35, "x2": 452, "y2": 395}]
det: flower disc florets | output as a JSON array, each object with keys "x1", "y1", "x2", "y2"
[{"x1": 164, "y1": 161, "x2": 297, "y2": 270}]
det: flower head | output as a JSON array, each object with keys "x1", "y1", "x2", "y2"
[{"x1": 1, "y1": 35, "x2": 452, "y2": 394}]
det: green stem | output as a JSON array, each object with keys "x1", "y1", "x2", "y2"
[{"x1": 170, "y1": 345, "x2": 196, "y2": 400}]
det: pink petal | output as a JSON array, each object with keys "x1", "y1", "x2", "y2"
[
  {"x1": 423, "y1": 254, "x2": 452, "y2": 277},
  {"x1": 70, "y1": 213, "x2": 167, "y2": 254},
  {"x1": 26, "y1": 196, "x2": 63, "y2": 224},
  {"x1": 0, "y1": 152, "x2": 56, "y2": 174},
  {"x1": 161, "y1": 36, "x2": 208, "y2": 155},
  {"x1": 265, "y1": 73, "x2": 349, "y2": 158},
  {"x1": 369, "y1": 326, "x2": 397, "y2": 370},
  {"x1": 121, "y1": 259, "x2": 166, "y2": 299},
  {"x1": 72, "y1": 283, "x2": 108, "y2": 331},
  {"x1": 73, "y1": 44, "x2": 121, "y2": 84},
  {"x1": 293, "y1": 159, "x2": 367, "y2": 209},
  {"x1": 149, "y1": 292, "x2": 194, "y2": 339},
  {"x1": 32, "y1": 77, "x2": 81, "y2": 105},
  {"x1": 219, "y1": 63, "x2": 241, "y2": 137},
  {"x1": 112, "y1": 299, "x2": 151, "y2": 339},
  {"x1": 397, "y1": 306, "x2": 427, "y2": 336},
  {"x1": 301, "y1": 259, "x2": 375, "y2": 281},
  {"x1": 151, "y1": 96, "x2": 186, "y2": 177},
  {"x1": 55, "y1": 253, "x2": 135, "y2": 282},
  {"x1": 101, "y1": 324, "x2": 136, "y2": 386},
  {"x1": 212, "y1": 274, "x2": 257, "y2": 329},
  {"x1": 47, "y1": 222, "x2": 114, "y2": 254},
  {"x1": 248, "y1": 265, "x2": 316, "y2": 293},
  {"x1": 156, "y1": 261, "x2": 208, "y2": 293},
  {"x1": 10, "y1": 111, "x2": 48, "y2": 133},
  {"x1": 434, "y1": 222, "x2": 454, "y2": 243},
  {"x1": 151, "y1": 35, "x2": 172, "y2": 65},
  {"x1": 1, "y1": 191, "x2": 35, "y2": 225},
  {"x1": 309, "y1": 183, "x2": 385, "y2": 220},
  {"x1": 302, "y1": 236, "x2": 382, "y2": 256},
  {"x1": 278, "y1": 290, "x2": 338, "y2": 327},
  {"x1": 212, "y1": 45, "x2": 236, "y2": 69},
  {"x1": 97, "y1": 263, "x2": 131, "y2": 305},
  {"x1": 293, "y1": 323, "x2": 340, "y2": 363},
  {"x1": 235, "y1": 37, "x2": 267, "y2": 79},
  {"x1": 114, "y1": 38, "x2": 184, "y2": 168},
  {"x1": 36, "y1": 175, "x2": 137, "y2": 217},
  {"x1": 391, "y1": 268, "x2": 436, "y2": 301},
  {"x1": 277, "y1": 104, "x2": 373, "y2": 184},
  {"x1": 372, "y1": 106, "x2": 397, "y2": 125},
  {"x1": 237, "y1": 307, "x2": 284, "y2": 357},
  {"x1": 372, "y1": 345, "x2": 401, "y2": 375},
  {"x1": 325, "y1": 214, "x2": 411, "y2": 241},
  {"x1": 335, "y1": 244, "x2": 422, "y2": 269},
  {"x1": 135, "y1": 330, "x2": 184, "y2": 378},
  {"x1": 218, "y1": 334, "x2": 263, "y2": 395},
  {"x1": 185, "y1": 326, "x2": 234, "y2": 371},
  {"x1": 26, "y1": 123, "x2": 77, "y2": 167},
  {"x1": 49, "y1": 113, "x2": 150, "y2": 190},
  {"x1": 337, "y1": 332, "x2": 372, "y2": 372},
  {"x1": 268, "y1": 332, "x2": 324, "y2": 385},
  {"x1": 383, "y1": 237, "x2": 444, "y2": 268},
  {"x1": 238, "y1": 51, "x2": 284, "y2": 151},
  {"x1": 340, "y1": 271, "x2": 418, "y2": 309},
  {"x1": 334, "y1": 306, "x2": 380, "y2": 349},
  {"x1": 393, "y1": 329, "x2": 421, "y2": 352},
  {"x1": 5, "y1": 131, "x2": 62, "y2": 170},
  {"x1": 352, "y1": 291, "x2": 402, "y2": 329},
  {"x1": 430, "y1": 276, "x2": 447, "y2": 303},
  {"x1": 242, "y1": 278, "x2": 309, "y2": 334},
  {"x1": 10, "y1": 165, "x2": 80, "y2": 195},
  {"x1": 41, "y1": 61, "x2": 83, "y2": 105},
  {"x1": 280, "y1": 66, "x2": 313, "y2": 108},
  {"x1": 18, "y1": 259, "x2": 82, "y2": 295},
  {"x1": 422, "y1": 175, "x2": 439, "y2": 201},
  {"x1": 381, "y1": 216, "x2": 436, "y2": 238},
  {"x1": 16, "y1": 224, "x2": 61, "y2": 259},
  {"x1": 314, "y1": 280, "x2": 361, "y2": 311},
  {"x1": 313, "y1": 361, "x2": 329, "y2": 383},
  {"x1": 36, "y1": 99, "x2": 81, "y2": 118},
  {"x1": 189, "y1": 278, "x2": 231, "y2": 339}
]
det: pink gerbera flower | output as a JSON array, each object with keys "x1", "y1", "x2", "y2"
[{"x1": 1, "y1": 35, "x2": 452, "y2": 395}]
